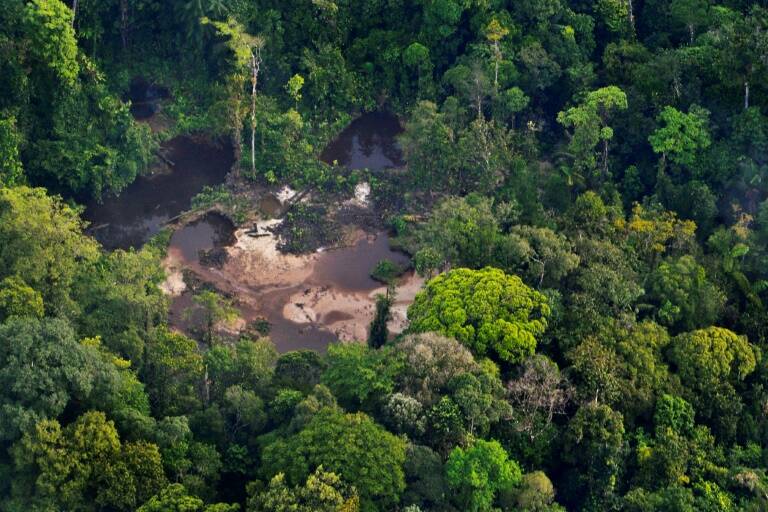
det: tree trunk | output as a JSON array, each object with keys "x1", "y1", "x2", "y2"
[
  {"x1": 627, "y1": 0, "x2": 635, "y2": 35},
  {"x1": 493, "y1": 41, "x2": 500, "y2": 91},
  {"x1": 250, "y1": 49, "x2": 262, "y2": 178},
  {"x1": 120, "y1": 0, "x2": 128, "y2": 50},
  {"x1": 203, "y1": 365, "x2": 210, "y2": 405},
  {"x1": 71, "y1": 0, "x2": 78, "y2": 26},
  {"x1": 745, "y1": 81, "x2": 750, "y2": 110}
]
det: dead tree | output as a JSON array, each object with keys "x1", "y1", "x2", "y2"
[
  {"x1": 120, "y1": 0, "x2": 129, "y2": 50},
  {"x1": 250, "y1": 46, "x2": 262, "y2": 177}
]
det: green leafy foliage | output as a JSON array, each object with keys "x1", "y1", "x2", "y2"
[
  {"x1": 0, "y1": 318, "x2": 98, "y2": 442},
  {"x1": 445, "y1": 439, "x2": 522, "y2": 512},
  {"x1": 649, "y1": 106, "x2": 711, "y2": 168},
  {"x1": 370, "y1": 259, "x2": 404, "y2": 284},
  {"x1": 5, "y1": 1, "x2": 768, "y2": 511},
  {"x1": 247, "y1": 466, "x2": 359, "y2": 512},
  {"x1": 0, "y1": 186, "x2": 98, "y2": 315},
  {"x1": 408, "y1": 267, "x2": 550, "y2": 362},
  {"x1": 321, "y1": 343, "x2": 403, "y2": 410},
  {"x1": 261, "y1": 408, "x2": 406, "y2": 512},
  {"x1": 9, "y1": 411, "x2": 166, "y2": 511}
]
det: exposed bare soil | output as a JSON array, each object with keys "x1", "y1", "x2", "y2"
[{"x1": 162, "y1": 215, "x2": 422, "y2": 351}]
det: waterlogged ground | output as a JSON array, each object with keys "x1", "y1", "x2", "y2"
[
  {"x1": 85, "y1": 136, "x2": 233, "y2": 250},
  {"x1": 92, "y1": 100, "x2": 416, "y2": 350},
  {"x1": 164, "y1": 218, "x2": 422, "y2": 352}
]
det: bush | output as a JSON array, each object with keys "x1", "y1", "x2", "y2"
[{"x1": 370, "y1": 259, "x2": 404, "y2": 284}]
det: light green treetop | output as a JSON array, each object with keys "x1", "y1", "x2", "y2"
[
  {"x1": 649, "y1": 105, "x2": 711, "y2": 167},
  {"x1": 445, "y1": 438, "x2": 522, "y2": 512},
  {"x1": 408, "y1": 267, "x2": 550, "y2": 363}
]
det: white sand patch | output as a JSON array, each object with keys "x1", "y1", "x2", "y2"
[
  {"x1": 284, "y1": 301, "x2": 318, "y2": 323},
  {"x1": 276, "y1": 185, "x2": 298, "y2": 203},
  {"x1": 160, "y1": 245, "x2": 188, "y2": 296},
  {"x1": 232, "y1": 219, "x2": 282, "y2": 257},
  {"x1": 342, "y1": 182, "x2": 372, "y2": 209},
  {"x1": 353, "y1": 182, "x2": 371, "y2": 207},
  {"x1": 160, "y1": 265, "x2": 187, "y2": 296}
]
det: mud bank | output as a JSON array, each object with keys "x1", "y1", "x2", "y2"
[{"x1": 163, "y1": 218, "x2": 422, "y2": 352}]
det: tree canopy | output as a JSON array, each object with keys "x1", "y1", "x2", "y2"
[{"x1": 408, "y1": 267, "x2": 550, "y2": 363}]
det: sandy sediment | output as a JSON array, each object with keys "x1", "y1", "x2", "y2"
[
  {"x1": 280, "y1": 270, "x2": 424, "y2": 341},
  {"x1": 161, "y1": 213, "x2": 423, "y2": 348}
]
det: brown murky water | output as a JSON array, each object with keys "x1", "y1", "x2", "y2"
[
  {"x1": 312, "y1": 235, "x2": 411, "y2": 292},
  {"x1": 169, "y1": 212, "x2": 235, "y2": 262},
  {"x1": 85, "y1": 136, "x2": 234, "y2": 250},
  {"x1": 238, "y1": 289, "x2": 339, "y2": 353},
  {"x1": 258, "y1": 194, "x2": 283, "y2": 217},
  {"x1": 320, "y1": 111, "x2": 404, "y2": 171},
  {"x1": 167, "y1": 229, "x2": 412, "y2": 352},
  {"x1": 258, "y1": 234, "x2": 411, "y2": 351}
]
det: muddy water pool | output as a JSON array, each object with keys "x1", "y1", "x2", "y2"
[
  {"x1": 320, "y1": 111, "x2": 404, "y2": 171},
  {"x1": 169, "y1": 212, "x2": 236, "y2": 262},
  {"x1": 166, "y1": 229, "x2": 416, "y2": 352},
  {"x1": 85, "y1": 136, "x2": 234, "y2": 250},
  {"x1": 131, "y1": 109, "x2": 419, "y2": 352}
]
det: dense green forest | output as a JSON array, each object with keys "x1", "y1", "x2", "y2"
[{"x1": 5, "y1": 0, "x2": 768, "y2": 510}]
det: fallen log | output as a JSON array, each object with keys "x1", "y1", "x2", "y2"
[{"x1": 158, "y1": 151, "x2": 175, "y2": 167}]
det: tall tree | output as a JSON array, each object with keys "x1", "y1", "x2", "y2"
[
  {"x1": 261, "y1": 408, "x2": 407, "y2": 512},
  {"x1": 557, "y1": 86, "x2": 628, "y2": 180},
  {"x1": 0, "y1": 116, "x2": 23, "y2": 186},
  {"x1": 484, "y1": 19, "x2": 510, "y2": 91},
  {"x1": 648, "y1": 105, "x2": 710, "y2": 170},
  {"x1": 0, "y1": 318, "x2": 98, "y2": 443},
  {"x1": 564, "y1": 403, "x2": 625, "y2": 509},
  {"x1": 9, "y1": 411, "x2": 166, "y2": 511},
  {"x1": 408, "y1": 267, "x2": 550, "y2": 363},
  {"x1": 247, "y1": 466, "x2": 359, "y2": 512},
  {"x1": 399, "y1": 101, "x2": 457, "y2": 192},
  {"x1": 204, "y1": 18, "x2": 264, "y2": 178},
  {"x1": 22, "y1": 0, "x2": 79, "y2": 85},
  {"x1": 445, "y1": 439, "x2": 522, "y2": 512},
  {"x1": 368, "y1": 290, "x2": 394, "y2": 349}
]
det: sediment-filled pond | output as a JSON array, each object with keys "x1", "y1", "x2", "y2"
[
  {"x1": 165, "y1": 226, "x2": 418, "y2": 352},
  {"x1": 88, "y1": 105, "x2": 418, "y2": 350},
  {"x1": 169, "y1": 211, "x2": 236, "y2": 262}
]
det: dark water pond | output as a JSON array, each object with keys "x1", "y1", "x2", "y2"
[
  {"x1": 126, "y1": 77, "x2": 170, "y2": 119},
  {"x1": 85, "y1": 136, "x2": 234, "y2": 250},
  {"x1": 320, "y1": 111, "x2": 404, "y2": 171},
  {"x1": 169, "y1": 212, "x2": 235, "y2": 262}
]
